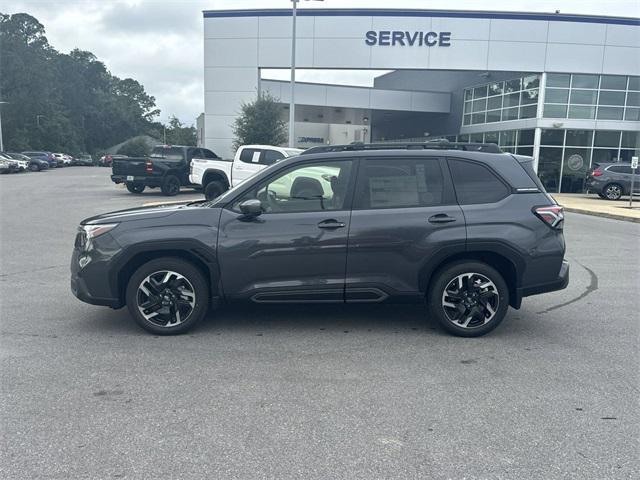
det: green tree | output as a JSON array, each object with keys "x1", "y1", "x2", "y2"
[
  {"x1": 232, "y1": 92, "x2": 287, "y2": 150},
  {"x1": 0, "y1": 13, "x2": 160, "y2": 154},
  {"x1": 162, "y1": 115, "x2": 196, "y2": 145},
  {"x1": 117, "y1": 137, "x2": 151, "y2": 157}
]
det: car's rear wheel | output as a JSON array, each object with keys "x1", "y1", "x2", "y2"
[
  {"x1": 161, "y1": 175, "x2": 180, "y2": 196},
  {"x1": 126, "y1": 257, "x2": 209, "y2": 335},
  {"x1": 428, "y1": 261, "x2": 509, "y2": 337},
  {"x1": 126, "y1": 182, "x2": 145, "y2": 194},
  {"x1": 604, "y1": 183, "x2": 623, "y2": 200},
  {"x1": 204, "y1": 180, "x2": 225, "y2": 201},
  {"x1": 29, "y1": 163, "x2": 39, "y2": 172}
]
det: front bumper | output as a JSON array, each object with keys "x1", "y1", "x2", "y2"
[
  {"x1": 521, "y1": 260, "x2": 570, "y2": 298},
  {"x1": 70, "y1": 243, "x2": 123, "y2": 308}
]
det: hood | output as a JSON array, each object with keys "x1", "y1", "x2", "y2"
[{"x1": 81, "y1": 201, "x2": 206, "y2": 225}]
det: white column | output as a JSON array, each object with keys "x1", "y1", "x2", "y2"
[{"x1": 532, "y1": 72, "x2": 547, "y2": 172}]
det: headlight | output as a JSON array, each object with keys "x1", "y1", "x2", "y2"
[{"x1": 82, "y1": 223, "x2": 118, "y2": 240}]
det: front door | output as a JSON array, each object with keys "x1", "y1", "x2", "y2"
[
  {"x1": 218, "y1": 159, "x2": 355, "y2": 302},
  {"x1": 345, "y1": 156, "x2": 466, "y2": 302}
]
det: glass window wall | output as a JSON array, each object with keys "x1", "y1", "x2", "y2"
[{"x1": 544, "y1": 74, "x2": 640, "y2": 121}]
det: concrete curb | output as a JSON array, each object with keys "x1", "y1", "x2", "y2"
[{"x1": 563, "y1": 207, "x2": 640, "y2": 223}]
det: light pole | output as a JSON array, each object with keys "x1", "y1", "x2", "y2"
[
  {"x1": 289, "y1": 0, "x2": 323, "y2": 148},
  {"x1": 0, "y1": 101, "x2": 7, "y2": 151},
  {"x1": 288, "y1": 0, "x2": 298, "y2": 148}
]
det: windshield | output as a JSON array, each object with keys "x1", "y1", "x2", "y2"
[{"x1": 283, "y1": 148, "x2": 303, "y2": 157}]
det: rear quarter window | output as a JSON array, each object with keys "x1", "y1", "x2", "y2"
[
  {"x1": 448, "y1": 158, "x2": 510, "y2": 205},
  {"x1": 239, "y1": 148, "x2": 262, "y2": 163},
  {"x1": 608, "y1": 165, "x2": 632, "y2": 174}
]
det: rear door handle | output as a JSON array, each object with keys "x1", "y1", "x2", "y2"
[
  {"x1": 428, "y1": 214, "x2": 457, "y2": 224},
  {"x1": 318, "y1": 219, "x2": 346, "y2": 229}
]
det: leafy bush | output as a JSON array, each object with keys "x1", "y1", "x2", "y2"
[{"x1": 232, "y1": 92, "x2": 287, "y2": 150}]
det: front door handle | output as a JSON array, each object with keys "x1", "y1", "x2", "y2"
[
  {"x1": 428, "y1": 214, "x2": 457, "y2": 224},
  {"x1": 318, "y1": 219, "x2": 346, "y2": 229}
]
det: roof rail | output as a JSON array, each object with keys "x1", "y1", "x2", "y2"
[{"x1": 300, "y1": 140, "x2": 502, "y2": 155}]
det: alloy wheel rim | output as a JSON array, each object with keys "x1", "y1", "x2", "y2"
[
  {"x1": 136, "y1": 270, "x2": 196, "y2": 327},
  {"x1": 441, "y1": 273, "x2": 499, "y2": 329},
  {"x1": 606, "y1": 185, "x2": 620, "y2": 199}
]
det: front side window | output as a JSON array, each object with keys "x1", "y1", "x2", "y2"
[
  {"x1": 354, "y1": 158, "x2": 445, "y2": 210},
  {"x1": 449, "y1": 159, "x2": 510, "y2": 205},
  {"x1": 261, "y1": 150, "x2": 285, "y2": 166},
  {"x1": 234, "y1": 160, "x2": 353, "y2": 213}
]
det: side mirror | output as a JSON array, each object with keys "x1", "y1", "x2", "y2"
[{"x1": 239, "y1": 199, "x2": 263, "y2": 217}]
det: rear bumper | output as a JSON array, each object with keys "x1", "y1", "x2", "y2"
[
  {"x1": 111, "y1": 175, "x2": 162, "y2": 187},
  {"x1": 520, "y1": 260, "x2": 570, "y2": 298}
]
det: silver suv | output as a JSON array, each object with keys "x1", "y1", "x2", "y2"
[{"x1": 586, "y1": 162, "x2": 640, "y2": 200}]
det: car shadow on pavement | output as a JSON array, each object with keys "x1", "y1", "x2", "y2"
[{"x1": 81, "y1": 303, "x2": 451, "y2": 337}]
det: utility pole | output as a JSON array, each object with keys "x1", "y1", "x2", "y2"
[
  {"x1": 0, "y1": 101, "x2": 8, "y2": 151},
  {"x1": 288, "y1": 0, "x2": 297, "y2": 148}
]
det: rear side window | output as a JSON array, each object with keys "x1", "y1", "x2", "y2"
[
  {"x1": 449, "y1": 159, "x2": 510, "y2": 204},
  {"x1": 261, "y1": 150, "x2": 285, "y2": 166},
  {"x1": 239, "y1": 148, "x2": 262, "y2": 163},
  {"x1": 608, "y1": 165, "x2": 632, "y2": 174},
  {"x1": 354, "y1": 158, "x2": 445, "y2": 209}
]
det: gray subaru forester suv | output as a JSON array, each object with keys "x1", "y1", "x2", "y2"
[{"x1": 71, "y1": 141, "x2": 569, "y2": 337}]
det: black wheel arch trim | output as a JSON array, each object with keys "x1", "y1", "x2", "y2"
[
  {"x1": 203, "y1": 169, "x2": 230, "y2": 188},
  {"x1": 107, "y1": 239, "x2": 222, "y2": 308},
  {"x1": 419, "y1": 240, "x2": 526, "y2": 309}
]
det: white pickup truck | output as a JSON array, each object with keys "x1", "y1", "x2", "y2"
[{"x1": 190, "y1": 144, "x2": 303, "y2": 200}]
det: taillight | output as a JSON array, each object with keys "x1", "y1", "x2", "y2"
[
  {"x1": 533, "y1": 205, "x2": 564, "y2": 229},
  {"x1": 591, "y1": 168, "x2": 602, "y2": 177},
  {"x1": 146, "y1": 159, "x2": 153, "y2": 172}
]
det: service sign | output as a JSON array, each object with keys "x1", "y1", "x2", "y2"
[
  {"x1": 632, "y1": 156, "x2": 638, "y2": 170},
  {"x1": 365, "y1": 30, "x2": 452, "y2": 47}
]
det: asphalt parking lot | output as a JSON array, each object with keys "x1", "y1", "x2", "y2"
[{"x1": 1, "y1": 167, "x2": 638, "y2": 479}]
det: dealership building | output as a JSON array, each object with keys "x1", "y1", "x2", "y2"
[{"x1": 203, "y1": 8, "x2": 640, "y2": 193}]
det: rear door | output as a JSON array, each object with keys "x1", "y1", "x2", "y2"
[
  {"x1": 232, "y1": 147, "x2": 263, "y2": 186},
  {"x1": 345, "y1": 156, "x2": 465, "y2": 302}
]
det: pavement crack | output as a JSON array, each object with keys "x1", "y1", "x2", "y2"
[
  {"x1": 0, "y1": 264, "x2": 67, "y2": 278},
  {"x1": 537, "y1": 260, "x2": 598, "y2": 314}
]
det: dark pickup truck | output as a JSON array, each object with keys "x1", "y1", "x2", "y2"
[{"x1": 111, "y1": 145, "x2": 222, "y2": 196}]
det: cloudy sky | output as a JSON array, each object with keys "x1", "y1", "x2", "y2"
[{"x1": 5, "y1": 0, "x2": 639, "y2": 125}]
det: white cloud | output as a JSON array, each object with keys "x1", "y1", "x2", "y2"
[{"x1": 4, "y1": 0, "x2": 639, "y2": 124}]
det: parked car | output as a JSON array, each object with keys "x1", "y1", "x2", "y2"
[
  {"x1": 0, "y1": 159, "x2": 11, "y2": 174},
  {"x1": 111, "y1": 145, "x2": 220, "y2": 196},
  {"x1": 190, "y1": 144, "x2": 303, "y2": 200},
  {"x1": 99, "y1": 154, "x2": 128, "y2": 167},
  {"x1": 73, "y1": 154, "x2": 94, "y2": 166},
  {"x1": 0, "y1": 153, "x2": 28, "y2": 172},
  {"x1": 2, "y1": 152, "x2": 49, "y2": 171},
  {"x1": 53, "y1": 153, "x2": 71, "y2": 167},
  {"x1": 23, "y1": 151, "x2": 57, "y2": 168},
  {"x1": 72, "y1": 141, "x2": 569, "y2": 337},
  {"x1": 586, "y1": 162, "x2": 640, "y2": 200},
  {"x1": 0, "y1": 154, "x2": 20, "y2": 173}
]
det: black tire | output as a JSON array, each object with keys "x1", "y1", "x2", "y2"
[
  {"x1": 125, "y1": 257, "x2": 209, "y2": 335},
  {"x1": 29, "y1": 163, "x2": 39, "y2": 172},
  {"x1": 126, "y1": 182, "x2": 146, "y2": 194},
  {"x1": 597, "y1": 192, "x2": 607, "y2": 199},
  {"x1": 603, "y1": 183, "x2": 623, "y2": 200},
  {"x1": 204, "y1": 180, "x2": 225, "y2": 201},
  {"x1": 427, "y1": 261, "x2": 509, "y2": 337},
  {"x1": 161, "y1": 175, "x2": 180, "y2": 196}
]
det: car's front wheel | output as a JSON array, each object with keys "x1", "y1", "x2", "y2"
[
  {"x1": 126, "y1": 258, "x2": 209, "y2": 335},
  {"x1": 428, "y1": 261, "x2": 509, "y2": 337},
  {"x1": 161, "y1": 175, "x2": 180, "y2": 196}
]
